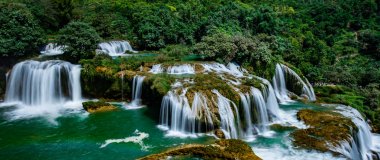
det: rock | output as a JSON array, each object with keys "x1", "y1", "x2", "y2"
[
  {"x1": 291, "y1": 109, "x2": 356, "y2": 154},
  {"x1": 82, "y1": 101, "x2": 117, "y2": 113},
  {"x1": 270, "y1": 124, "x2": 297, "y2": 132},
  {"x1": 138, "y1": 139, "x2": 262, "y2": 160},
  {"x1": 214, "y1": 129, "x2": 225, "y2": 139}
]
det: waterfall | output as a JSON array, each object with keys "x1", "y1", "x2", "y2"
[
  {"x1": 150, "y1": 64, "x2": 164, "y2": 74},
  {"x1": 149, "y1": 64, "x2": 195, "y2": 75},
  {"x1": 159, "y1": 89, "x2": 214, "y2": 136},
  {"x1": 213, "y1": 90, "x2": 241, "y2": 139},
  {"x1": 130, "y1": 75, "x2": 145, "y2": 107},
  {"x1": 254, "y1": 76, "x2": 281, "y2": 120},
  {"x1": 40, "y1": 43, "x2": 66, "y2": 56},
  {"x1": 202, "y1": 62, "x2": 246, "y2": 78},
  {"x1": 250, "y1": 87, "x2": 270, "y2": 134},
  {"x1": 331, "y1": 105, "x2": 380, "y2": 160},
  {"x1": 98, "y1": 41, "x2": 137, "y2": 56},
  {"x1": 272, "y1": 64, "x2": 316, "y2": 102},
  {"x1": 167, "y1": 64, "x2": 195, "y2": 75},
  {"x1": 3, "y1": 60, "x2": 82, "y2": 119},
  {"x1": 239, "y1": 92, "x2": 254, "y2": 138}
]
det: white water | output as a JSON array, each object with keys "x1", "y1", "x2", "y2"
[
  {"x1": 250, "y1": 87, "x2": 270, "y2": 134},
  {"x1": 40, "y1": 43, "x2": 66, "y2": 56},
  {"x1": 201, "y1": 62, "x2": 246, "y2": 78},
  {"x1": 149, "y1": 64, "x2": 195, "y2": 75},
  {"x1": 159, "y1": 89, "x2": 214, "y2": 137},
  {"x1": 128, "y1": 75, "x2": 145, "y2": 108},
  {"x1": 150, "y1": 64, "x2": 164, "y2": 74},
  {"x1": 98, "y1": 41, "x2": 137, "y2": 56},
  {"x1": 272, "y1": 64, "x2": 316, "y2": 102},
  {"x1": 100, "y1": 130, "x2": 150, "y2": 151},
  {"x1": 213, "y1": 89, "x2": 241, "y2": 139},
  {"x1": 3, "y1": 60, "x2": 83, "y2": 120},
  {"x1": 167, "y1": 64, "x2": 195, "y2": 75},
  {"x1": 331, "y1": 105, "x2": 380, "y2": 160}
]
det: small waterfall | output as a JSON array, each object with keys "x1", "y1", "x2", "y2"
[
  {"x1": 4, "y1": 60, "x2": 82, "y2": 117},
  {"x1": 167, "y1": 64, "x2": 195, "y2": 75},
  {"x1": 159, "y1": 89, "x2": 214, "y2": 136},
  {"x1": 331, "y1": 105, "x2": 380, "y2": 160},
  {"x1": 254, "y1": 76, "x2": 281, "y2": 120},
  {"x1": 202, "y1": 62, "x2": 246, "y2": 77},
  {"x1": 212, "y1": 89, "x2": 241, "y2": 139},
  {"x1": 98, "y1": 41, "x2": 137, "y2": 56},
  {"x1": 130, "y1": 75, "x2": 145, "y2": 107},
  {"x1": 239, "y1": 93, "x2": 254, "y2": 138},
  {"x1": 40, "y1": 43, "x2": 66, "y2": 56},
  {"x1": 250, "y1": 87, "x2": 270, "y2": 134},
  {"x1": 272, "y1": 64, "x2": 316, "y2": 102},
  {"x1": 149, "y1": 64, "x2": 164, "y2": 74}
]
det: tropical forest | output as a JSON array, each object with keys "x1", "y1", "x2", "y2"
[{"x1": 0, "y1": 0, "x2": 380, "y2": 159}]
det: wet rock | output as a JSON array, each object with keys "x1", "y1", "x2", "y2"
[
  {"x1": 138, "y1": 139, "x2": 261, "y2": 160},
  {"x1": 82, "y1": 101, "x2": 117, "y2": 113},
  {"x1": 291, "y1": 109, "x2": 356, "y2": 154},
  {"x1": 214, "y1": 129, "x2": 225, "y2": 139}
]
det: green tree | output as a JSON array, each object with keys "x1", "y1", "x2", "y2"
[
  {"x1": 0, "y1": 2, "x2": 44, "y2": 57},
  {"x1": 57, "y1": 21, "x2": 101, "y2": 62}
]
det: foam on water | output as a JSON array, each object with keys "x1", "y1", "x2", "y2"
[{"x1": 100, "y1": 130, "x2": 150, "y2": 151}]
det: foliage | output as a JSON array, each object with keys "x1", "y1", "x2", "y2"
[
  {"x1": 57, "y1": 21, "x2": 101, "y2": 62},
  {"x1": 0, "y1": 2, "x2": 44, "y2": 57}
]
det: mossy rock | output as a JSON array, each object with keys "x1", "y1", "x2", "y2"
[
  {"x1": 291, "y1": 109, "x2": 356, "y2": 154},
  {"x1": 270, "y1": 124, "x2": 297, "y2": 132},
  {"x1": 138, "y1": 139, "x2": 261, "y2": 160},
  {"x1": 82, "y1": 101, "x2": 117, "y2": 113}
]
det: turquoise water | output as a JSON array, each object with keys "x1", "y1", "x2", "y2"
[
  {"x1": 0, "y1": 102, "x2": 344, "y2": 160},
  {"x1": 0, "y1": 105, "x2": 214, "y2": 160}
]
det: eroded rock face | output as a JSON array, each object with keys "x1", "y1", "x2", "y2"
[
  {"x1": 291, "y1": 109, "x2": 356, "y2": 153},
  {"x1": 138, "y1": 139, "x2": 261, "y2": 160}
]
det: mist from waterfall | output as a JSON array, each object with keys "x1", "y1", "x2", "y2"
[{"x1": 98, "y1": 41, "x2": 137, "y2": 56}]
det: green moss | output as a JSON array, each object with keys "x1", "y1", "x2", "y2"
[
  {"x1": 145, "y1": 73, "x2": 175, "y2": 96},
  {"x1": 138, "y1": 139, "x2": 261, "y2": 160},
  {"x1": 291, "y1": 109, "x2": 356, "y2": 153},
  {"x1": 82, "y1": 101, "x2": 116, "y2": 113}
]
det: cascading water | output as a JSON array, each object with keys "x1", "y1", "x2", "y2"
[
  {"x1": 98, "y1": 41, "x2": 137, "y2": 56},
  {"x1": 40, "y1": 43, "x2": 66, "y2": 56},
  {"x1": 159, "y1": 89, "x2": 214, "y2": 137},
  {"x1": 250, "y1": 87, "x2": 270, "y2": 134},
  {"x1": 272, "y1": 64, "x2": 316, "y2": 102},
  {"x1": 331, "y1": 105, "x2": 380, "y2": 160},
  {"x1": 212, "y1": 90, "x2": 242, "y2": 139},
  {"x1": 254, "y1": 76, "x2": 281, "y2": 120},
  {"x1": 3, "y1": 60, "x2": 82, "y2": 120},
  {"x1": 167, "y1": 64, "x2": 195, "y2": 75},
  {"x1": 130, "y1": 75, "x2": 145, "y2": 107}
]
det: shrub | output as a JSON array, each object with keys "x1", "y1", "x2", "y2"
[
  {"x1": 57, "y1": 21, "x2": 101, "y2": 62},
  {"x1": 0, "y1": 2, "x2": 44, "y2": 57}
]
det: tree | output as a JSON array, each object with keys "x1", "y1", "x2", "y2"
[
  {"x1": 0, "y1": 2, "x2": 44, "y2": 57},
  {"x1": 57, "y1": 21, "x2": 101, "y2": 62}
]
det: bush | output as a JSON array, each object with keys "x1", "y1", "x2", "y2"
[
  {"x1": 0, "y1": 2, "x2": 44, "y2": 57},
  {"x1": 57, "y1": 21, "x2": 101, "y2": 62}
]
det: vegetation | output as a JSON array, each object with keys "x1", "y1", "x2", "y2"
[
  {"x1": 139, "y1": 139, "x2": 261, "y2": 160},
  {"x1": 291, "y1": 109, "x2": 356, "y2": 153},
  {"x1": 57, "y1": 21, "x2": 101, "y2": 62},
  {"x1": 82, "y1": 100, "x2": 116, "y2": 113},
  {"x1": 0, "y1": 2, "x2": 44, "y2": 57},
  {"x1": 0, "y1": 0, "x2": 379, "y2": 132}
]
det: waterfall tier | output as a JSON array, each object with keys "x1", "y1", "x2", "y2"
[
  {"x1": 40, "y1": 43, "x2": 67, "y2": 56},
  {"x1": 98, "y1": 41, "x2": 137, "y2": 56},
  {"x1": 273, "y1": 64, "x2": 316, "y2": 102}
]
